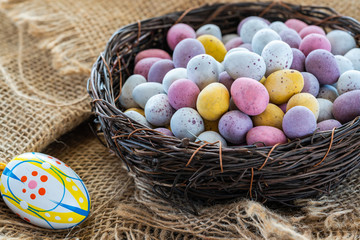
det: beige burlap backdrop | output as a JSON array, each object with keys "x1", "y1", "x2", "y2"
[{"x1": 0, "y1": 0, "x2": 359, "y2": 239}]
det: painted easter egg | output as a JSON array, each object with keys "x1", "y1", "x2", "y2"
[{"x1": 0, "y1": 152, "x2": 90, "y2": 229}]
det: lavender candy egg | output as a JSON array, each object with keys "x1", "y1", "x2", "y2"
[
  {"x1": 333, "y1": 90, "x2": 360, "y2": 123},
  {"x1": 218, "y1": 71, "x2": 234, "y2": 92},
  {"x1": 237, "y1": 16, "x2": 270, "y2": 35},
  {"x1": 326, "y1": 30, "x2": 357, "y2": 55},
  {"x1": 335, "y1": 55, "x2": 354, "y2": 75},
  {"x1": 167, "y1": 23, "x2": 196, "y2": 50},
  {"x1": 282, "y1": 106, "x2": 317, "y2": 139},
  {"x1": 279, "y1": 28, "x2": 302, "y2": 49},
  {"x1": 225, "y1": 37, "x2": 243, "y2": 51},
  {"x1": 301, "y1": 72, "x2": 319, "y2": 97},
  {"x1": 170, "y1": 107, "x2": 204, "y2": 141},
  {"x1": 134, "y1": 57, "x2": 162, "y2": 80},
  {"x1": 337, "y1": 70, "x2": 360, "y2": 95},
  {"x1": 154, "y1": 128, "x2": 174, "y2": 136},
  {"x1": 218, "y1": 110, "x2": 253, "y2": 144},
  {"x1": 240, "y1": 19, "x2": 269, "y2": 43},
  {"x1": 261, "y1": 40, "x2": 293, "y2": 77},
  {"x1": 172, "y1": 39, "x2": 205, "y2": 68},
  {"x1": 305, "y1": 49, "x2": 340, "y2": 85},
  {"x1": 224, "y1": 51, "x2": 266, "y2": 81},
  {"x1": 317, "y1": 119, "x2": 342, "y2": 131},
  {"x1": 132, "y1": 82, "x2": 164, "y2": 108},
  {"x1": 290, "y1": 48, "x2": 306, "y2": 72},
  {"x1": 269, "y1": 21, "x2": 288, "y2": 34},
  {"x1": 0, "y1": 152, "x2": 90, "y2": 229},
  {"x1": 187, "y1": 54, "x2": 219, "y2": 90},
  {"x1": 145, "y1": 94, "x2": 175, "y2": 127},
  {"x1": 119, "y1": 74, "x2": 146, "y2": 109},
  {"x1": 317, "y1": 98, "x2": 334, "y2": 122},
  {"x1": 251, "y1": 28, "x2": 281, "y2": 55},
  {"x1": 344, "y1": 48, "x2": 360, "y2": 71},
  {"x1": 147, "y1": 59, "x2": 174, "y2": 83},
  {"x1": 196, "y1": 24, "x2": 222, "y2": 40},
  {"x1": 162, "y1": 68, "x2": 187, "y2": 93},
  {"x1": 317, "y1": 85, "x2": 339, "y2": 102},
  {"x1": 197, "y1": 131, "x2": 227, "y2": 147}
]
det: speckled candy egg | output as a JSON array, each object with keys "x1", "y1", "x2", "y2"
[
  {"x1": 261, "y1": 40, "x2": 293, "y2": 76},
  {"x1": 154, "y1": 127, "x2": 174, "y2": 136},
  {"x1": 344, "y1": 48, "x2": 360, "y2": 70},
  {"x1": 172, "y1": 39, "x2": 205, "y2": 68},
  {"x1": 218, "y1": 110, "x2": 253, "y2": 144},
  {"x1": 231, "y1": 77, "x2": 269, "y2": 116},
  {"x1": 317, "y1": 119, "x2": 342, "y2": 131},
  {"x1": 305, "y1": 49, "x2": 340, "y2": 85},
  {"x1": 326, "y1": 30, "x2": 357, "y2": 55},
  {"x1": 196, "y1": 24, "x2": 222, "y2": 40},
  {"x1": 132, "y1": 82, "x2": 164, "y2": 108},
  {"x1": 335, "y1": 55, "x2": 354, "y2": 75},
  {"x1": 0, "y1": 152, "x2": 90, "y2": 229},
  {"x1": 237, "y1": 16, "x2": 270, "y2": 35},
  {"x1": 301, "y1": 72, "x2": 320, "y2": 97},
  {"x1": 269, "y1": 21, "x2": 288, "y2": 34},
  {"x1": 167, "y1": 23, "x2": 196, "y2": 50},
  {"x1": 240, "y1": 19, "x2": 269, "y2": 43},
  {"x1": 337, "y1": 70, "x2": 360, "y2": 95},
  {"x1": 290, "y1": 48, "x2": 306, "y2": 72},
  {"x1": 251, "y1": 28, "x2": 281, "y2": 55},
  {"x1": 223, "y1": 51, "x2": 266, "y2": 81},
  {"x1": 246, "y1": 126, "x2": 287, "y2": 147},
  {"x1": 162, "y1": 68, "x2": 187, "y2": 93},
  {"x1": 285, "y1": 19, "x2": 308, "y2": 33},
  {"x1": 317, "y1": 98, "x2": 334, "y2": 122},
  {"x1": 197, "y1": 35, "x2": 227, "y2": 62},
  {"x1": 252, "y1": 103, "x2": 284, "y2": 129},
  {"x1": 196, "y1": 83, "x2": 230, "y2": 121},
  {"x1": 170, "y1": 107, "x2": 204, "y2": 141},
  {"x1": 317, "y1": 85, "x2": 339, "y2": 102},
  {"x1": 282, "y1": 106, "x2": 317, "y2": 139},
  {"x1": 197, "y1": 131, "x2": 227, "y2": 147},
  {"x1": 187, "y1": 54, "x2": 219, "y2": 90},
  {"x1": 145, "y1": 94, "x2": 174, "y2": 127},
  {"x1": 264, "y1": 69, "x2": 304, "y2": 104},
  {"x1": 286, "y1": 93, "x2": 320, "y2": 120},
  {"x1": 119, "y1": 74, "x2": 146, "y2": 109}
]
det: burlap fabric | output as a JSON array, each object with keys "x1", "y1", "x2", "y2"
[{"x1": 0, "y1": 0, "x2": 359, "y2": 239}]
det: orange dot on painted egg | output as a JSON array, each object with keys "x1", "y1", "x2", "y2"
[
  {"x1": 30, "y1": 194, "x2": 36, "y2": 200},
  {"x1": 22, "y1": 189, "x2": 26, "y2": 193},
  {"x1": 38, "y1": 188, "x2": 46, "y2": 196},
  {"x1": 40, "y1": 175, "x2": 48, "y2": 182},
  {"x1": 32, "y1": 171, "x2": 38, "y2": 176},
  {"x1": 56, "y1": 161, "x2": 61, "y2": 165},
  {"x1": 21, "y1": 176, "x2": 27, "y2": 182},
  {"x1": 24, "y1": 217, "x2": 30, "y2": 222}
]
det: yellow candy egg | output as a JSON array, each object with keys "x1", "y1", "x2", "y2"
[
  {"x1": 203, "y1": 119, "x2": 220, "y2": 132},
  {"x1": 196, "y1": 83, "x2": 230, "y2": 121},
  {"x1": 259, "y1": 76, "x2": 266, "y2": 84},
  {"x1": 264, "y1": 69, "x2": 304, "y2": 104},
  {"x1": 252, "y1": 103, "x2": 284, "y2": 129},
  {"x1": 197, "y1": 34, "x2": 227, "y2": 62},
  {"x1": 286, "y1": 93, "x2": 320, "y2": 120},
  {"x1": 124, "y1": 107, "x2": 145, "y2": 116}
]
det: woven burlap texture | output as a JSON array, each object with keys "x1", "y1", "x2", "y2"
[{"x1": 0, "y1": 0, "x2": 359, "y2": 239}]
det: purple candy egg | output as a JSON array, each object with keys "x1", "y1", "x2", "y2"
[
  {"x1": 282, "y1": 106, "x2": 317, "y2": 139},
  {"x1": 218, "y1": 110, "x2": 253, "y2": 144},
  {"x1": 301, "y1": 72, "x2": 320, "y2": 97},
  {"x1": 279, "y1": 28, "x2": 302, "y2": 49},
  {"x1": 305, "y1": 49, "x2": 340, "y2": 85},
  {"x1": 316, "y1": 119, "x2": 342, "y2": 132},
  {"x1": 147, "y1": 59, "x2": 175, "y2": 83},
  {"x1": 154, "y1": 127, "x2": 174, "y2": 136},
  {"x1": 290, "y1": 48, "x2": 306, "y2": 72},
  {"x1": 172, "y1": 38, "x2": 205, "y2": 68},
  {"x1": 218, "y1": 71, "x2": 234, "y2": 92}
]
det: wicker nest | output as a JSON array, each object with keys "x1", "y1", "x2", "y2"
[{"x1": 88, "y1": 1, "x2": 360, "y2": 210}]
